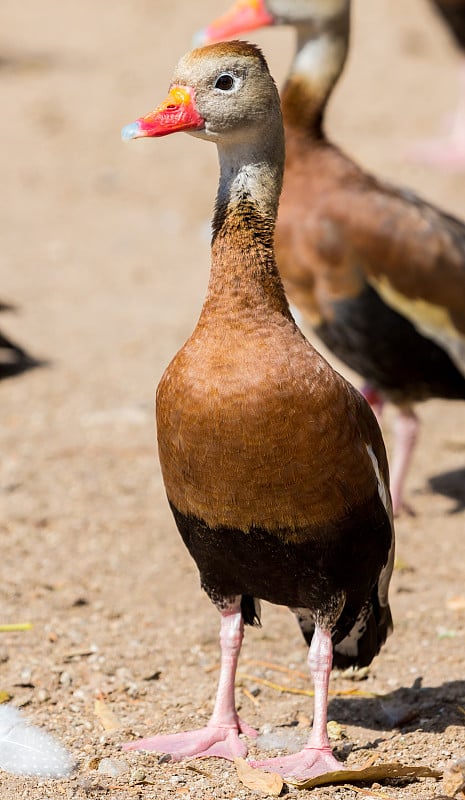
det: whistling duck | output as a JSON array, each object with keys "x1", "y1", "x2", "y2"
[
  {"x1": 121, "y1": 40, "x2": 394, "y2": 781},
  {"x1": 410, "y1": 0, "x2": 465, "y2": 167},
  {"x1": 0, "y1": 301, "x2": 40, "y2": 380},
  {"x1": 197, "y1": 0, "x2": 465, "y2": 515}
]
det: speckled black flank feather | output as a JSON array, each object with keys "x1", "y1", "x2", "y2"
[
  {"x1": 169, "y1": 492, "x2": 392, "y2": 668},
  {"x1": 315, "y1": 285, "x2": 465, "y2": 404},
  {"x1": 294, "y1": 588, "x2": 393, "y2": 669}
]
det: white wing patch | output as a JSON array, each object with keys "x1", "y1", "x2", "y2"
[
  {"x1": 365, "y1": 443, "x2": 395, "y2": 611},
  {"x1": 294, "y1": 35, "x2": 347, "y2": 93},
  {"x1": 334, "y1": 603, "x2": 371, "y2": 659},
  {"x1": 365, "y1": 444, "x2": 389, "y2": 513},
  {"x1": 368, "y1": 274, "x2": 465, "y2": 375}
]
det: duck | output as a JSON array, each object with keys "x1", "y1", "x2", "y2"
[
  {"x1": 121, "y1": 40, "x2": 394, "y2": 781},
  {"x1": 410, "y1": 0, "x2": 465, "y2": 168},
  {"x1": 0, "y1": 301, "x2": 41, "y2": 380},
  {"x1": 196, "y1": 0, "x2": 465, "y2": 515}
]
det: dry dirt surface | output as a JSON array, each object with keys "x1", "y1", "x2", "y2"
[{"x1": 1, "y1": 0, "x2": 464, "y2": 798}]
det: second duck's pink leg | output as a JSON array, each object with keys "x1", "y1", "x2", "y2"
[
  {"x1": 390, "y1": 404, "x2": 419, "y2": 516},
  {"x1": 407, "y1": 58, "x2": 465, "y2": 169},
  {"x1": 123, "y1": 601, "x2": 256, "y2": 760},
  {"x1": 251, "y1": 626, "x2": 343, "y2": 781}
]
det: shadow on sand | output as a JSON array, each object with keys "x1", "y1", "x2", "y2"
[
  {"x1": 428, "y1": 467, "x2": 465, "y2": 514},
  {"x1": 328, "y1": 677, "x2": 465, "y2": 736}
]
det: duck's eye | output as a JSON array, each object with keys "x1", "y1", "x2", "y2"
[{"x1": 214, "y1": 73, "x2": 235, "y2": 91}]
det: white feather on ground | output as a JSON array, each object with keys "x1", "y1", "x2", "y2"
[{"x1": 0, "y1": 705, "x2": 74, "y2": 778}]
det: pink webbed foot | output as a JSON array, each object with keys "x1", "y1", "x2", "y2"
[
  {"x1": 123, "y1": 718, "x2": 257, "y2": 762},
  {"x1": 123, "y1": 606, "x2": 257, "y2": 762},
  {"x1": 250, "y1": 745, "x2": 344, "y2": 781}
]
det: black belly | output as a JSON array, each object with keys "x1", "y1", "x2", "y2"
[
  {"x1": 169, "y1": 492, "x2": 392, "y2": 648},
  {"x1": 315, "y1": 284, "x2": 465, "y2": 403}
]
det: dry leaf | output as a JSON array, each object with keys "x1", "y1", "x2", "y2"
[
  {"x1": 186, "y1": 764, "x2": 213, "y2": 778},
  {"x1": 286, "y1": 761, "x2": 442, "y2": 789},
  {"x1": 0, "y1": 691, "x2": 12, "y2": 704},
  {"x1": 0, "y1": 623, "x2": 32, "y2": 632},
  {"x1": 94, "y1": 698, "x2": 122, "y2": 732},
  {"x1": 234, "y1": 757, "x2": 283, "y2": 796},
  {"x1": 393, "y1": 558, "x2": 413, "y2": 572},
  {"x1": 237, "y1": 672, "x2": 375, "y2": 698},
  {"x1": 446, "y1": 596, "x2": 465, "y2": 612},
  {"x1": 240, "y1": 686, "x2": 260, "y2": 706}
]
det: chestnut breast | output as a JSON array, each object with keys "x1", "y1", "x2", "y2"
[{"x1": 156, "y1": 310, "x2": 380, "y2": 537}]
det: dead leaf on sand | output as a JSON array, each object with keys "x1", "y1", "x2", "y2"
[
  {"x1": 234, "y1": 757, "x2": 283, "y2": 796},
  {"x1": 94, "y1": 697, "x2": 122, "y2": 732},
  {"x1": 286, "y1": 761, "x2": 442, "y2": 789}
]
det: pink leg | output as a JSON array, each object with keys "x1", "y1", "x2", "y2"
[
  {"x1": 407, "y1": 58, "x2": 465, "y2": 169},
  {"x1": 390, "y1": 405, "x2": 419, "y2": 517},
  {"x1": 123, "y1": 601, "x2": 256, "y2": 761},
  {"x1": 251, "y1": 626, "x2": 343, "y2": 781}
]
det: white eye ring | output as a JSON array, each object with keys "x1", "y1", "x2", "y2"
[{"x1": 214, "y1": 73, "x2": 235, "y2": 91}]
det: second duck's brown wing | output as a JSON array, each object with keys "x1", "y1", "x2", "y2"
[{"x1": 277, "y1": 143, "x2": 465, "y2": 384}]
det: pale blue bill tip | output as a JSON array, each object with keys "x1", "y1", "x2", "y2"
[
  {"x1": 192, "y1": 28, "x2": 208, "y2": 47},
  {"x1": 121, "y1": 121, "x2": 141, "y2": 142}
]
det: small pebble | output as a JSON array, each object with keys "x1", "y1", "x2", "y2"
[
  {"x1": 59, "y1": 671, "x2": 73, "y2": 686},
  {"x1": 129, "y1": 768, "x2": 146, "y2": 785},
  {"x1": 20, "y1": 668, "x2": 33, "y2": 684},
  {"x1": 97, "y1": 757, "x2": 129, "y2": 778}
]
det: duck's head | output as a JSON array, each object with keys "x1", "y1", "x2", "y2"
[
  {"x1": 121, "y1": 41, "x2": 281, "y2": 148},
  {"x1": 195, "y1": 0, "x2": 349, "y2": 43}
]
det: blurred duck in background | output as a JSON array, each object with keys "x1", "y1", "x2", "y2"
[
  {"x1": 0, "y1": 301, "x2": 41, "y2": 380},
  {"x1": 196, "y1": 0, "x2": 465, "y2": 516},
  {"x1": 410, "y1": 0, "x2": 465, "y2": 168}
]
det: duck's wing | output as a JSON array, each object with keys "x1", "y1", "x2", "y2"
[{"x1": 304, "y1": 168, "x2": 465, "y2": 374}]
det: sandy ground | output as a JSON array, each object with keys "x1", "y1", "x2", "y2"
[{"x1": 1, "y1": 0, "x2": 465, "y2": 798}]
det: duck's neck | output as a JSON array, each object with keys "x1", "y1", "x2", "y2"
[
  {"x1": 282, "y1": 10, "x2": 350, "y2": 140},
  {"x1": 203, "y1": 135, "x2": 291, "y2": 319}
]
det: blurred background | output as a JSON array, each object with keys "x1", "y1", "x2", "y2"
[{"x1": 0, "y1": 0, "x2": 464, "y2": 795}]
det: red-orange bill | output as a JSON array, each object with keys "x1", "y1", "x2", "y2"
[
  {"x1": 122, "y1": 86, "x2": 204, "y2": 140},
  {"x1": 194, "y1": 0, "x2": 273, "y2": 46}
]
